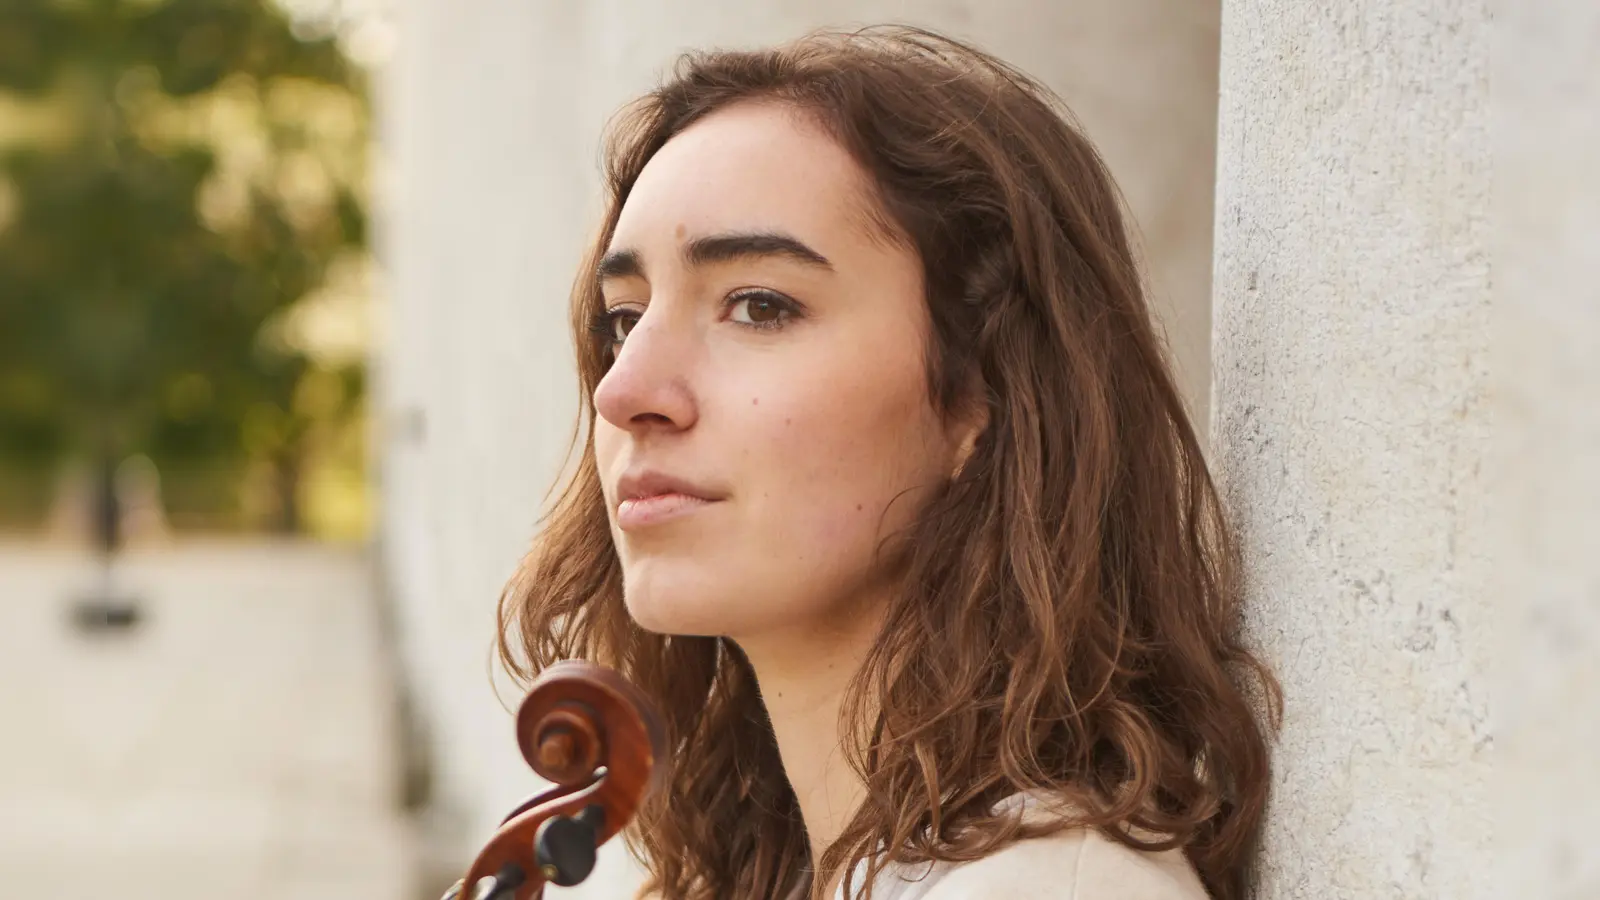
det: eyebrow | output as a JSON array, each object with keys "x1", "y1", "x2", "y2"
[{"x1": 597, "y1": 230, "x2": 834, "y2": 282}]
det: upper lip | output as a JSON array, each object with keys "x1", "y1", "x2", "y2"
[{"x1": 616, "y1": 470, "x2": 723, "y2": 504}]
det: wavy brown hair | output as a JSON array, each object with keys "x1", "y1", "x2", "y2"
[{"x1": 497, "y1": 26, "x2": 1278, "y2": 900}]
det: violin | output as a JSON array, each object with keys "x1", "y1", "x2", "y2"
[{"x1": 440, "y1": 660, "x2": 668, "y2": 900}]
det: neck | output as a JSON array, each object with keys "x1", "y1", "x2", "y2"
[{"x1": 734, "y1": 598, "x2": 886, "y2": 877}]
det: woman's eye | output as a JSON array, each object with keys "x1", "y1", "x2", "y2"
[
  {"x1": 728, "y1": 290, "x2": 794, "y2": 328},
  {"x1": 589, "y1": 308, "x2": 640, "y2": 346}
]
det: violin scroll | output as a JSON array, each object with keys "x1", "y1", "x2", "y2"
[{"x1": 443, "y1": 660, "x2": 667, "y2": 900}]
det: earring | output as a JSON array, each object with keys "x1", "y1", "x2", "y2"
[{"x1": 950, "y1": 435, "x2": 979, "y2": 481}]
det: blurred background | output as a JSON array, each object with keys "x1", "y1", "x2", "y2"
[
  {"x1": 0, "y1": 2, "x2": 407, "y2": 897},
  {"x1": 0, "y1": 0, "x2": 376, "y2": 539},
  {"x1": 0, "y1": 1, "x2": 1577, "y2": 899}
]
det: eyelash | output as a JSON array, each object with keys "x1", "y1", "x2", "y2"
[{"x1": 587, "y1": 289, "x2": 802, "y2": 347}]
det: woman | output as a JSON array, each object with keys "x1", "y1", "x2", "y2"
[{"x1": 499, "y1": 26, "x2": 1278, "y2": 900}]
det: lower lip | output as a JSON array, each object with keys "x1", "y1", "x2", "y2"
[{"x1": 616, "y1": 493, "x2": 716, "y2": 530}]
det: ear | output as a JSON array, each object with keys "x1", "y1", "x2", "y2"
[{"x1": 947, "y1": 390, "x2": 990, "y2": 481}]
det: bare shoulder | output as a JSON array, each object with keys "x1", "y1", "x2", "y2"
[{"x1": 917, "y1": 826, "x2": 1208, "y2": 900}]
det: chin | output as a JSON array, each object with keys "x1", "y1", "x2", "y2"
[
  {"x1": 623, "y1": 590, "x2": 735, "y2": 637},
  {"x1": 619, "y1": 558, "x2": 773, "y2": 637},
  {"x1": 622, "y1": 567, "x2": 728, "y2": 636}
]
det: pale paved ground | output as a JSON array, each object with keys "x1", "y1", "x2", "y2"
[{"x1": 0, "y1": 540, "x2": 419, "y2": 900}]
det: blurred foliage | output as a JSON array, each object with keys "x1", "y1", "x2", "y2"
[{"x1": 0, "y1": 0, "x2": 371, "y2": 535}]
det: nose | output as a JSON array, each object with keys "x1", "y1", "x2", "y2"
[{"x1": 592, "y1": 305, "x2": 699, "y2": 435}]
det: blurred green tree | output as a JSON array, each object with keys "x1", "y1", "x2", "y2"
[{"x1": 0, "y1": 0, "x2": 369, "y2": 533}]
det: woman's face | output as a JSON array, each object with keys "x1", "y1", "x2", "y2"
[{"x1": 592, "y1": 102, "x2": 974, "y2": 643}]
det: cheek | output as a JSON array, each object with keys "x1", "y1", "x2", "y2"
[{"x1": 741, "y1": 352, "x2": 947, "y2": 559}]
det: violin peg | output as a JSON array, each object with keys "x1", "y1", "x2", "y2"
[{"x1": 534, "y1": 804, "x2": 603, "y2": 886}]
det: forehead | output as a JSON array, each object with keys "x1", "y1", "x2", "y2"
[{"x1": 611, "y1": 102, "x2": 884, "y2": 254}]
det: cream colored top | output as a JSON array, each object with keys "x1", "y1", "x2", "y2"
[{"x1": 798, "y1": 794, "x2": 1209, "y2": 900}]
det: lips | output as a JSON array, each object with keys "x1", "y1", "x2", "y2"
[{"x1": 614, "y1": 470, "x2": 723, "y2": 531}]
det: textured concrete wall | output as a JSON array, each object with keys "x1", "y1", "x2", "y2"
[
  {"x1": 1210, "y1": 3, "x2": 1491, "y2": 898},
  {"x1": 1496, "y1": 2, "x2": 1600, "y2": 896}
]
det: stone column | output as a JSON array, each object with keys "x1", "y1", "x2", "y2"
[
  {"x1": 376, "y1": 1, "x2": 595, "y2": 888},
  {"x1": 1210, "y1": 3, "x2": 1491, "y2": 898},
  {"x1": 1497, "y1": 2, "x2": 1600, "y2": 896}
]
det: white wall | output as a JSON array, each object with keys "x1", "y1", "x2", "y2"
[
  {"x1": 1496, "y1": 1, "x2": 1600, "y2": 896},
  {"x1": 375, "y1": 3, "x2": 1224, "y2": 895},
  {"x1": 1210, "y1": 3, "x2": 1491, "y2": 898},
  {"x1": 375, "y1": 3, "x2": 597, "y2": 888}
]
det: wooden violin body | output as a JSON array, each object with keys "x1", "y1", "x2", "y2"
[{"x1": 443, "y1": 660, "x2": 667, "y2": 900}]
